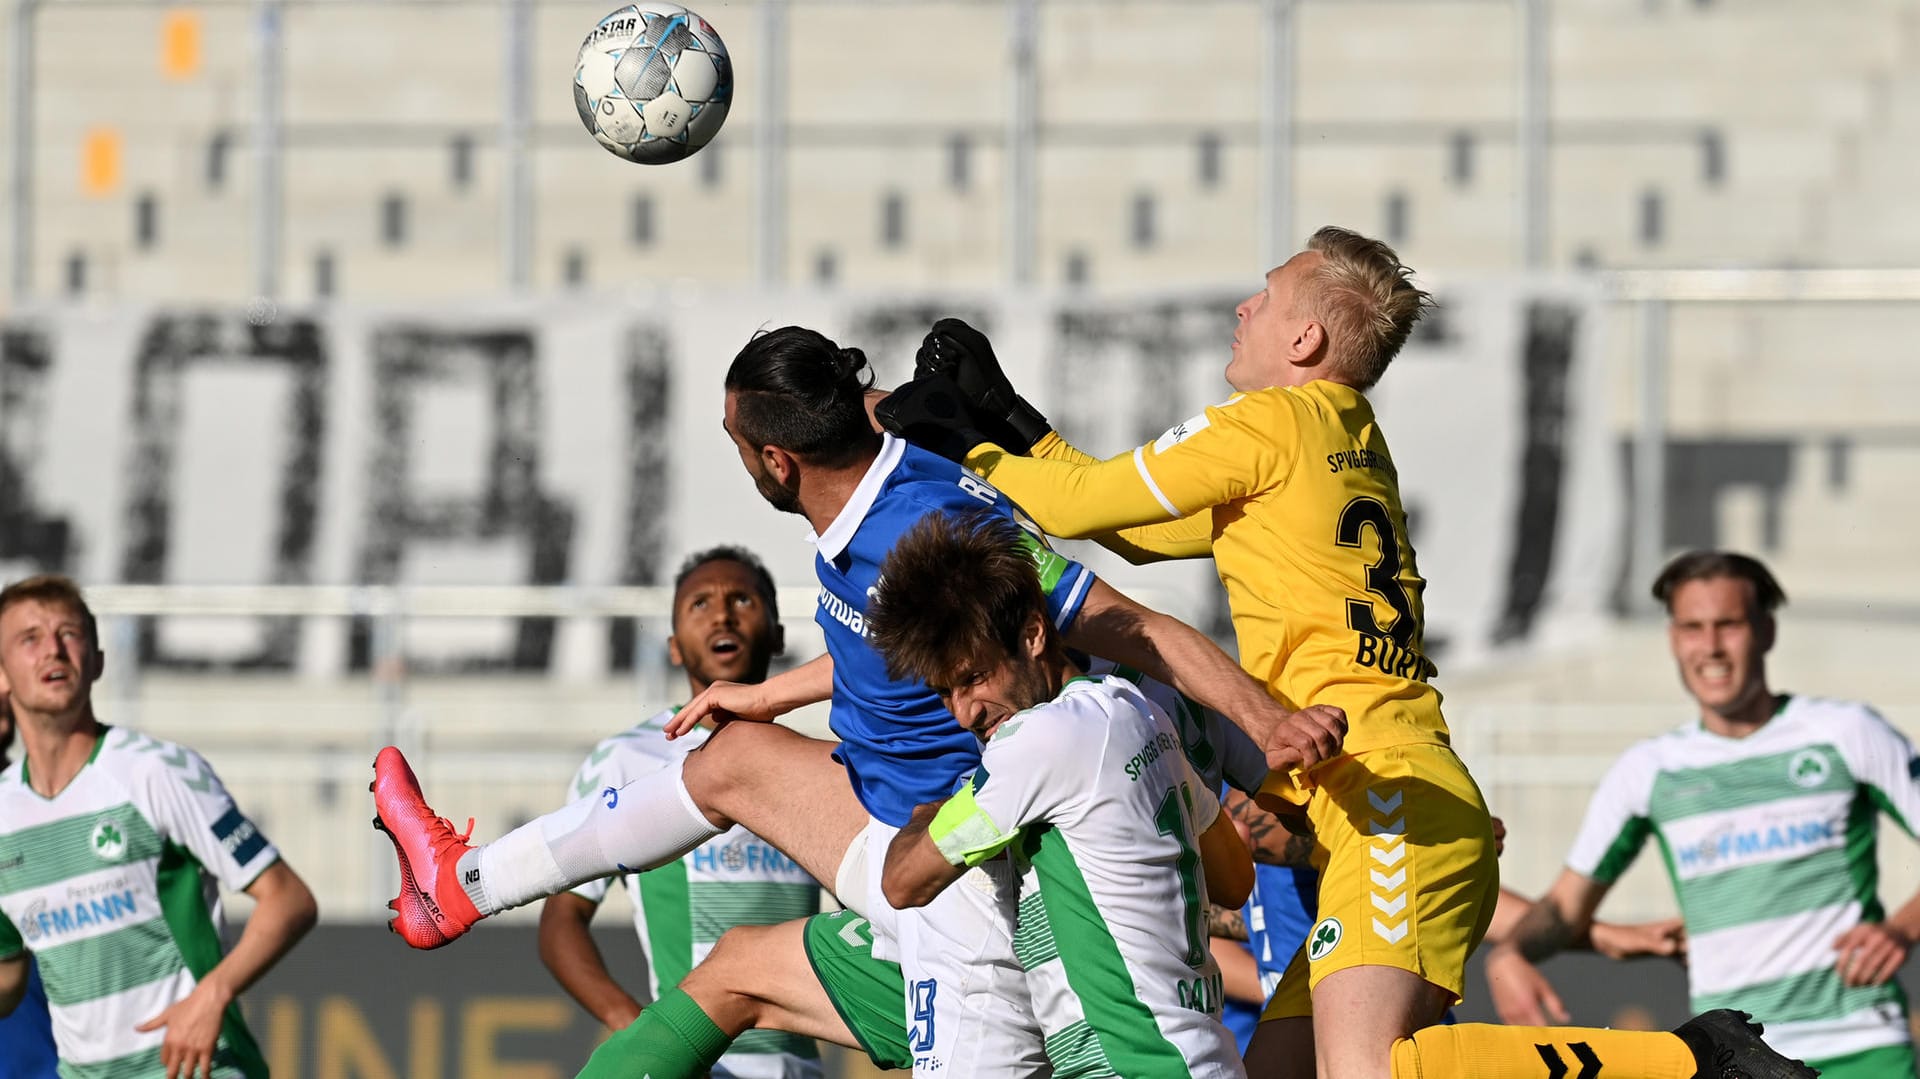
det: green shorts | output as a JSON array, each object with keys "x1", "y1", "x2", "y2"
[
  {"x1": 802, "y1": 910, "x2": 912, "y2": 1071},
  {"x1": 1809, "y1": 1043, "x2": 1917, "y2": 1079}
]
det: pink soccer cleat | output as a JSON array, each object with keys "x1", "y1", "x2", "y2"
[{"x1": 371, "y1": 746, "x2": 484, "y2": 949}]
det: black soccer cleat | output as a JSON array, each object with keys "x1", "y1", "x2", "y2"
[{"x1": 1673, "y1": 1010, "x2": 1819, "y2": 1079}]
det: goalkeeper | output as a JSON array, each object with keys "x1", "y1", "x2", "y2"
[{"x1": 877, "y1": 225, "x2": 1813, "y2": 1079}]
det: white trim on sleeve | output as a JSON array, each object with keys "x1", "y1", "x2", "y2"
[{"x1": 1132, "y1": 446, "x2": 1182, "y2": 519}]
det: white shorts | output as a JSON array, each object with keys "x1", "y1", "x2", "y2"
[{"x1": 838, "y1": 817, "x2": 1049, "y2": 1077}]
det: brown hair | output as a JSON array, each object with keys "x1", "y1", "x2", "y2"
[
  {"x1": 1651, "y1": 550, "x2": 1787, "y2": 617},
  {"x1": 0, "y1": 574, "x2": 99, "y2": 649},
  {"x1": 866, "y1": 510, "x2": 1046, "y2": 689},
  {"x1": 1300, "y1": 226, "x2": 1434, "y2": 389}
]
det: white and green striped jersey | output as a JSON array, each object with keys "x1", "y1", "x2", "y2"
[
  {"x1": 931, "y1": 676, "x2": 1244, "y2": 1079},
  {"x1": 1083, "y1": 659, "x2": 1270, "y2": 797},
  {"x1": 1566, "y1": 695, "x2": 1919, "y2": 1062},
  {"x1": 566, "y1": 711, "x2": 823, "y2": 1079},
  {"x1": 0, "y1": 728, "x2": 276, "y2": 1079}
]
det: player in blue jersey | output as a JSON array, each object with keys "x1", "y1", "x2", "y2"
[{"x1": 373, "y1": 326, "x2": 1348, "y2": 1077}]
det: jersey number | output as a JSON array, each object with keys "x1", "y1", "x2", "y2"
[
  {"x1": 1334, "y1": 497, "x2": 1420, "y2": 650},
  {"x1": 1155, "y1": 783, "x2": 1206, "y2": 969}
]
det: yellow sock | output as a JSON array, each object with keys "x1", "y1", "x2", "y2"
[{"x1": 1390, "y1": 1023, "x2": 1695, "y2": 1079}]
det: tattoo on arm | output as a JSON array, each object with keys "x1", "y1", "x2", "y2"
[
  {"x1": 1207, "y1": 904, "x2": 1247, "y2": 942},
  {"x1": 1513, "y1": 899, "x2": 1579, "y2": 964},
  {"x1": 1224, "y1": 789, "x2": 1317, "y2": 868}
]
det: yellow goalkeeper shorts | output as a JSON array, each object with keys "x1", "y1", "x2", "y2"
[{"x1": 1261, "y1": 741, "x2": 1499, "y2": 1020}]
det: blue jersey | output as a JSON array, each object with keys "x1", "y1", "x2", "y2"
[
  {"x1": 1247, "y1": 863, "x2": 1318, "y2": 984},
  {"x1": 811, "y1": 435, "x2": 1096, "y2": 825},
  {"x1": 0, "y1": 958, "x2": 58, "y2": 1079},
  {"x1": 1221, "y1": 982, "x2": 1262, "y2": 1054}
]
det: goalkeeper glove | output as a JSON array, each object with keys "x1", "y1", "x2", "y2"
[
  {"x1": 914, "y1": 318, "x2": 1052, "y2": 454},
  {"x1": 875, "y1": 372, "x2": 1002, "y2": 465}
]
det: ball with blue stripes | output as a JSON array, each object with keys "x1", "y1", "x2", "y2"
[{"x1": 575, "y1": 3, "x2": 733, "y2": 165}]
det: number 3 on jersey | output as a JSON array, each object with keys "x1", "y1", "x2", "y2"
[{"x1": 1335, "y1": 497, "x2": 1435, "y2": 681}]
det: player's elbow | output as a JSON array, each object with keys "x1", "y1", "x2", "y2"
[
  {"x1": 254, "y1": 864, "x2": 320, "y2": 941},
  {"x1": 1208, "y1": 865, "x2": 1254, "y2": 910},
  {"x1": 282, "y1": 877, "x2": 321, "y2": 939},
  {"x1": 0, "y1": 964, "x2": 27, "y2": 1018},
  {"x1": 1094, "y1": 534, "x2": 1172, "y2": 567}
]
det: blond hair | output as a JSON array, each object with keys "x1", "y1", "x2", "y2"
[
  {"x1": 1298, "y1": 226, "x2": 1434, "y2": 388},
  {"x1": 0, "y1": 574, "x2": 98, "y2": 649}
]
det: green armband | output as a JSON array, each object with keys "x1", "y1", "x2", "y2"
[
  {"x1": 1013, "y1": 530, "x2": 1069, "y2": 595},
  {"x1": 929, "y1": 785, "x2": 1019, "y2": 868}
]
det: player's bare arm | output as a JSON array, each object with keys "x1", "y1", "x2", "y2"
[
  {"x1": 1206, "y1": 904, "x2": 1248, "y2": 943},
  {"x1": 1493, "y1": 869, "x2": 1609, "y2": 965},
  {"x1": 1482, "y1": 886, "x2": 1680, "y2": 1028},
  {"x1": 136, "y1": 860, "x2": 316, "y2": 1079},
  {"x1": 538, "y1": 892, "x2": 644, "y2": 1030},
  {"x1": 880, "y1": 799, "x2": 970, "y2": 910},
  {"x1": 1067, "y1": 579, "x2": 1346, "y2": 774},
  {"x1": 1223, "y1": 788, "x2": 1317, "y2": 868},
  {"x1": 0, "y1": 953, "x2": 25, "y2": 1017},
  {"x1": 1834, "y1": 885, "x2": 1920, "y2": 988},
  {"x1": 1588, "y1": 917, "x2": 1686, "y2": 961},
  {"x1": 1197, "y1": 807, "x2": 1254, "y2": 909},
  {"x1": 666, "y1": 652, "x2": 834, "y2": 738}
]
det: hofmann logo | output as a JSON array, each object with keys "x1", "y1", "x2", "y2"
[
  {"x1": 1677, "y1": 818, "x2": 1838, "y2": 872},
  {"x1": 20, "y1": 889, "x2": 138, "y2": 944},
  {"x1": 695, "y1": 837, "x2": 803, "y2": 877}
]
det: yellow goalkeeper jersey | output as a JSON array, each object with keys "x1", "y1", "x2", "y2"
[{"x1": 967, "y1": 379, "x2": 1447, "y2": 758}]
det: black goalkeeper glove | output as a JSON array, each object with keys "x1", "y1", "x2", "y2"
[
  {"x1": 875, "y1": 372, "x2": 1003, "y2": 465},
  {"x1": 914, "y1": 318, "x2": 1052, "y2": 454}
]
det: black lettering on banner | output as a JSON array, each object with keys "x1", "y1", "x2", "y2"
[
  {"x1": 351, "y1": 327, "x2": 575, "y2": 673},
  {"x1": 608, "y1": 326, "x2": 670, "y2": 670},
  {"x1": 1052, "y1": 296, "x2": 1244, "y2": 644},
  {"x1": 120, "y1": 314, "x2": 328, "y2": 669},
  {"x1": 0, "y1": 327, "x2": 77, "y2": 571},
  {"x1": 1053, "y1": 297, "x2": 1236, "y2": 450},
  {"x1": 1494, "y1": 301, "x2": 1578, "y2": 644}
]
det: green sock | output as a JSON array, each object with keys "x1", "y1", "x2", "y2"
[{"x1": 576, "y1": 989, "x2": 734, "y2": 1079}]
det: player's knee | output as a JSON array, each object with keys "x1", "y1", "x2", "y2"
[
  {"x1": 679, "y1": 728, "x2": 753, "y2": 809},
  {"x1": 680, "y1": 926, "x2": 771, "y2": 1021},
  {"x1": 684, "y1": 720, "x2": 777, "y2": 801}
]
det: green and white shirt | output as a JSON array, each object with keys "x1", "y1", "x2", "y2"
[
  {"x1": 1084, "y1": 659, "x2": 1270, "y2": 798},
  {"x1": 930, "y1": 676, "x2": 1243, "y2": 1079},
  {"x1": 1567, "y1": 695, "x2": 1918, "y2": 1062},
  {"x1": 566, "y1": 711, "x2": 822, "y2": 1079},
  {"x1": 0, "y1": 728, "x2": 275, "y2": 1079}
]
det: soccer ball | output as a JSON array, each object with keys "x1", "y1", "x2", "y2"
[{"x1": 574, "y1": 3, "x2": 733, "y2": 165}]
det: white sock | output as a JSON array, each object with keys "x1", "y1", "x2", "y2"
[{"x1": 462, "y1": 758, "x2": 723, "y2": 914}]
